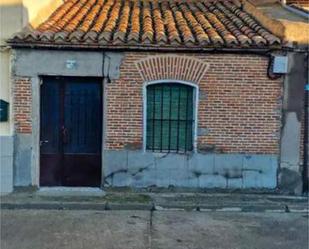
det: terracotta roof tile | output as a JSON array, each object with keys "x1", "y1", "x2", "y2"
[
  {"x1": 142, "y1": 1, "x2": 154, "y2": 43},
  {"x1": 152, "y1": 1, "x2": 167, "y2": 43},
  {"x1": 161, "y1": 1, "x2": 181, "y2": 44},
  {"x1": 10, "y1": 0, "x2": 281, "y2": 49}
]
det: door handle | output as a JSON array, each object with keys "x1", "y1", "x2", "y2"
[
  {"x1": 62, "y1": 126, "x2": 69, "y2": 144},
  {"x1": 40, "y1": 140, "x2": 48, "y2": 146}
]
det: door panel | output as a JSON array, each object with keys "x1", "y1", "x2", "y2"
[
  {"x1": 40, "y1": 79, "x2": 61, "y2": 154},
  {"x1": 64, "y1": 82, "x2": 102, "y2": 154},
  {"x1": 40, "y1": 77, "x2": 102, "y2": 187},
  {"x1": 63, "y1": 80, "x2": 102, "y2": 186},
  {"x1": 63, "y1": 155, "x2": 101, "y2": 187},
  {"x1": 40, "y1": 154, "x2": 62, "y2": 186},
  {"x1": 40, "y1": 79, "x2": 62, "y2": 186}
]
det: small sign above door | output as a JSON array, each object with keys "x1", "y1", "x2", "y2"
[{"x1": 66, "y1": 60, "x2": 77, "y2": 70}]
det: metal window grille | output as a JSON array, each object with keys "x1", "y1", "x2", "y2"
[{"x1": 146, "y1": 83, "x2": 194, "y2": 153}]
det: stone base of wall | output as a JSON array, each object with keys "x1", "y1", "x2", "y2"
[
  {"x1": 13, "y1": 134, "x2": 32, "y2": 186},
  {"x1": 0, "y1": 136, "x2": 14, "y2": 195},
  {"x1": 103, "y1": 150, "x2": 278, "y2": 189}
]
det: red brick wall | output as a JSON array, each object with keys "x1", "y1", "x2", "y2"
[
  {"x1": 14, "y1": 77, "x2": 32, "y2": 134},
  {"x1": 12, "y1": 53, "x2": 283, "y2": 155},
  {"x1": 106, "y1": 52, "x2": 283, "y2": 154}
]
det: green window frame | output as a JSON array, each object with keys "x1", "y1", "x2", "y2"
[{"x1": 146, "y1": 83, "x2": 194, "y2": 153}]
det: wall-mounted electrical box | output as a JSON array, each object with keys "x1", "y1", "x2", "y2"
[
  {"x1": 273, "y1": 56, "x2": 288, "y2": 74},
  {"x1": 0, "y1": 100, "x2": 9, "y2": 122}
]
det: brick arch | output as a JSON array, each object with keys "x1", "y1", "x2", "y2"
[{"x1": 135, "y1": 55, "x2": 209, "y2": 84}]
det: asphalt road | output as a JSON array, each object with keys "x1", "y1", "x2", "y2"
[{"x1": 1, "y1": 209, "x2": 308, "y2": 249}]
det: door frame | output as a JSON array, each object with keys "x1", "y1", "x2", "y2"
[{"x1": 36, "y1": 75, "x2": 105, "y2": 188}]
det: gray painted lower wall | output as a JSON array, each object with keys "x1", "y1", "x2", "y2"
[
  {"x1": 13, "y1": 134, "x2": 32, "y2": 186},
  {"x1": 279, "y1": 112, "x2": 302, "y2": 193},
  {"x1": 104, "y1": 150, "x2": 278, "y2": 189},
  {"x1": 0, "y1": 136, "x2": 14, "y2": 194}
]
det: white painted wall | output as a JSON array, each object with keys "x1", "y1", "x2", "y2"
[
  {"x1": 0, "y1": 0, "x2": 62, "y2": 135},
  {"x1": 0, "y1": 1, "x2": 23, "y2": 135}
]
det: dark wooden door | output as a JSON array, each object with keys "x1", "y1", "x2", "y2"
[{"x1": 40, "y1": 77, "x2": 102, "y2": 187}]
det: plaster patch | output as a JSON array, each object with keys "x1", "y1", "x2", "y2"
[
  {"x1": 214, "y1": 154, "x2": 243, "y2": 178},
  {"x1": 280, "y1": 112, "x2": 301, "y2": 170},
  {"x1": 188, "y1": 154, "x2": 215, "y2": 175},
  {"x1": 128, "y1": 151, "x2": 155, "y2": 170},
  {"x1": 103, "y1": 150, "x2": 128, "y2": 177},
  {"x1": 14, "y1": 134, "x2": 32, "y2": 186}
]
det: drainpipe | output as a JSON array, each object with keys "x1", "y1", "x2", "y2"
[
  {"x1": 102, "y1": 52, "x2": 111, "y2": 83},
  {"x1": 303, "y1": 53, "x2": 309, "y2": 194}
]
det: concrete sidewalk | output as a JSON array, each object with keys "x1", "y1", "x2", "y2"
[
  {"x1": 1, "y1": 209, "x2": 308, "y2": 249},
  {"x1": 1, "y1": 190, "x2": 308, "y2": 213}
]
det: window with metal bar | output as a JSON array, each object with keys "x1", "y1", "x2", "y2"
[{"x1": 146, "y1": 83, "x2": 194, "y2": 152}]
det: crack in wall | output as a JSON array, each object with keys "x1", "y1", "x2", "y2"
[{"x1": 104, "y1": 151, "x2": 277, "y2": 188}]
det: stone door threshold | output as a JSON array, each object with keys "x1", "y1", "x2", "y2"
[{"x1": 38, "y1": 187, "x2": 105, "y2": 197}]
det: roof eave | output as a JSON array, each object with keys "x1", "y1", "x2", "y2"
[{"x1": 7, "y1": 41, "x2": 284, "y2": 53}]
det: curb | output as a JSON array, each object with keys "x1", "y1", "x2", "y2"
[
  {"x1": 0, "y1": 202, "x2": 153, "y2": 211},
  {"x1": 1, "y1": 202, "x2": 308, "y2": 213}
]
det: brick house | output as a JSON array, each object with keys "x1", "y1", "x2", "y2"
[{"x1": 6, "y1": 0, "x2": 307, "y2": 192}]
